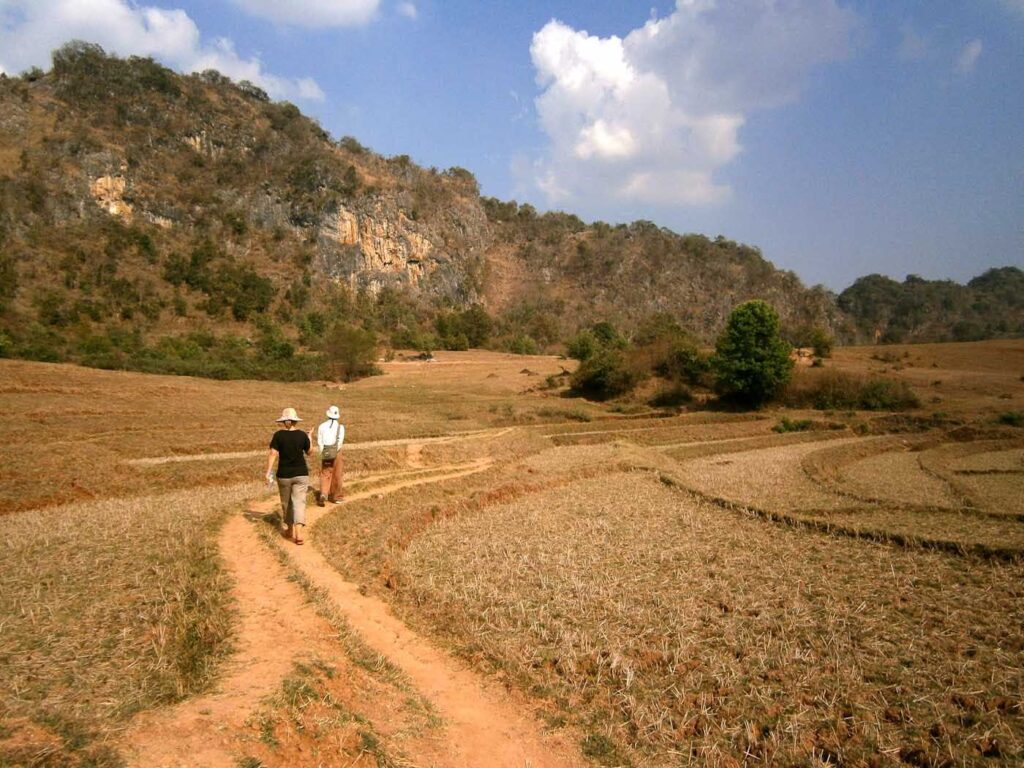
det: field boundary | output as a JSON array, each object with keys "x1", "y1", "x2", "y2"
[{"x1": 657, "y1": 470, "x2": 1024, "y2": 562}]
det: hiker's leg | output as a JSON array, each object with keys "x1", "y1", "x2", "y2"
[
  {"x1": 276, "y1": 477, "x2": 290, "y2": 522},
  {"x1": 291, "y1": 476, "x2": 308, "y2": 538},
  {"x1": 319, "y1": 460, "x2": 333, "y2": 505},
  {"x1": 330, "y1": 456, "x2": 343, "y2": 501}
]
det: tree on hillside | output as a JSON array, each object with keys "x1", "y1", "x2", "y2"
[{"x1": 712, "y1": 300, "x2": 793, "y2": 407}]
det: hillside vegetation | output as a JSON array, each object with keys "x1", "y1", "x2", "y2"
[{"x1": 0, "y1": 43, "x2": 1020, "y2": 379}]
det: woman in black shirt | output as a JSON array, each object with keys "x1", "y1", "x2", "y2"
[{"x1": 266, "y1": 407, "x2": 311, "y2": 544}]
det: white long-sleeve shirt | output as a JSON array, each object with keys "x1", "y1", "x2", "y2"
[{"x1": 316, "y1": 419, "x2": 345, "y2": 451}]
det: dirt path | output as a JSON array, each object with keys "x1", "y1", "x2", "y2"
[
  {"x1": 274, "y1": 458, "x2": 586, "y2": 768},
  {"x1": 119, "y1": 455, "x2": 585, "y2": 768},
  {"x1": 117, "y1": 512, "x2": 337, "y2": 767}
]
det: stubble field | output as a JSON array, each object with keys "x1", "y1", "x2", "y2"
[{"x1": 1, "y1": 340, "x2": 1023, "y2": 766}]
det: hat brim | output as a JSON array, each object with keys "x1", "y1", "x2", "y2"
[{"x1": 276, "y1": 416, "x2": 303, "y2": 422}]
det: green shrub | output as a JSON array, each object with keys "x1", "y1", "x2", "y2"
[
  {"x1": 565, "y1": 330, "x2": 598, "y2": 361},
  {"x1": 997, "y1": 411, "x2": 1023, "y2": 428},
  {"x1": 712, "y1": 300, "x2": 793, "y2": 407},
  {"x1": 323, "y1": 323, "x2": 379, "y2": 381},
  {"x1": 570, "y1": 350, "x2": 642, "y2": 400},
  {"x1": 811, "y1": 327, "x2": 834, "y2": 358},
  {"x1": 507, "y1": 335, "x2": 539, "y2": 355},
  {"x1": 773, "y1": 416, "x2": 812, "y2": 433}
]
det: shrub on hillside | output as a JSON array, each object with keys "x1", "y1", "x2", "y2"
[{"x1": 712, "y1": 300, "x2": 794, "y2": 407}]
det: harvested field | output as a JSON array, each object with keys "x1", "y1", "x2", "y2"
[
  {"x1": 670, "y1": 437, "x2": 869, "y2": 511},
  {"x1": 0, "y1": 483, "x2": 256, "y2": 764},
  {"x1": 397, "y1": 472, "x2": 1024, "y2": 767},
  {"x1": 920, "y1": 441, "x2": 1024, "y2": 516},
  {"x1": 838, "y1": 450, "x2": 961, "y2": 508},
  {"x1": 3, "y1": 341, "x2": 1023, "y2": 765},
  {"x1": 949, "y1": 448, "x2": 1024, "y2": 474},
  {"x1": 661, "y1": 428, "x2": 854, "y2": 462}
]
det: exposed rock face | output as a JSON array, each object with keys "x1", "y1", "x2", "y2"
[
  {"x1": 315, "y1": 197, "x2": 485, "y2": 303},
  {"x1": 89, "y1": 175, "x2": 132, "y2": 221}
]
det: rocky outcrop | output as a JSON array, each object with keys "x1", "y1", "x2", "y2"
[
  {"x1": 315, "y1": 197, "x2": 486, "y2": 303},
  {"x1": 89, "y1": 174, "x2": 132, "y2": 221}
]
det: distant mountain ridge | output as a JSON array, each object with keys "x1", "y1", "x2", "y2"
[{"x1": 0, "y1": 42, "x2": 1019, "y2": 372}]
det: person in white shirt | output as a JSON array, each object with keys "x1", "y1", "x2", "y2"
[{"x1": 315, "y1": 405, "x2": 345, "y2": 506}]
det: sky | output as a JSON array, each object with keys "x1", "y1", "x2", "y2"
[{"x1": 0, "y1": 0, "x2": 1021, "y2": 291}]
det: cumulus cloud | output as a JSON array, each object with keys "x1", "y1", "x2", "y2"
[
  {"x1": 0, "y1": 0, "x2": 324, "y2": 101},
  {"x1": 954, "y1": 39, "x2": 983, "y2": 74},
  {"x1": 397, "y1": 2, "x2": 417, "y2": 20},
  {"x1": 527, "y1": 0, "x2": 857, "y2": 208},
  {"x1": 229, "y1": 0, "x2": 379, "y2": 28}
]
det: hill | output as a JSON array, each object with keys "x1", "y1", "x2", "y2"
[{"x1": 0, "y1": 42, "x2": 1019, "y2": 378}]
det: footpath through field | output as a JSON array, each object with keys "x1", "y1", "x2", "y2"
[{"x1": 119, "y1": 449, "x2": 585, "y2": 768}]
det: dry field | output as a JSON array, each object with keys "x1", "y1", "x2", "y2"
[{"x1": 1, "y1": 341, "x2": 1023, "y2": 766}]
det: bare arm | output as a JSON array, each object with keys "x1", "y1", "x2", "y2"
[{"x1": 266, "y1": 448, "x2": 278, "y2": 477}]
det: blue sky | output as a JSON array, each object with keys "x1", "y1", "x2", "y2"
[{"x1": 1, "y1": 0, "x2": 1021, "y2": 291}]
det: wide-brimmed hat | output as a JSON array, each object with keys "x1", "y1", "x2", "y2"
[
  {"x1": 276, "y1": 407, "x2": 302, "y2": 422},
  {"x1": 326, "y1": 405, "x2": 340, "y2": 419}
]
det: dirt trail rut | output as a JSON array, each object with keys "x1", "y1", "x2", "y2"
[
  {"x1": 273, "y1": 458, "x2": 585, "y2": 768},
  {"x1": 119, "y1": 454, "x2": 585, "y2": 768}
]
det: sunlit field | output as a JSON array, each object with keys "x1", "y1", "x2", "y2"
[{"x1": 1, "y1": 341, "x2": 1022, "y2": 765}]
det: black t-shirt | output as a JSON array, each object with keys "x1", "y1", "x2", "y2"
[{"x1": 270, "y1": 429, "x2": 310, "y2": 478}]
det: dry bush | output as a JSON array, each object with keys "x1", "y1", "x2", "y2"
[
  {"x1": 0, "y1": 483, "x2": 255, "y2": 762},
  {"x1": 397, "y1": 472, "x2": 1024, "y2": 767},
  {"x1": 784, "y1": 368, "x2": 921, "y2": 410}
]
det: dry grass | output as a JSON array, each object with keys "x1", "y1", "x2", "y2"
[
  {"x1": 667, "y1": 436, "x2": 1024, "y2": 557},
  {"x1": 838, "y1": 451, "x2": 961, "y2": 509},
  {"x1": 671, "y1": 437, "x2": 870, "y2": 512},
  {"x1": 237, "y1": 659, "x2": 414, "y2": 768},
  {"x1": 949, "y1": 448, "x2": 1024, "y2": 473},
  {"x1": 3, "y1": 342, "x2": 1022, "y2": 765},
  {"x1": 397, "y1": 472, "x2": 1024, "y2": 767},
  {"x1": 919, "y1": 440, "x2": 1024, "y2": 518},
  {"x1": 0, "y1": 483, "x2": 256, "y2": 764},
  {"x1": 828, "y1": 340, "x2": 1024, "y2": 418},
  {"x1": 0, "y1": 352, "x2": 584, "y2": 514}
]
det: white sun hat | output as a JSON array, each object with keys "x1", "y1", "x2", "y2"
[
  {"x1": 275, "y1": 407, "x2": 302, "y2": 422},
  {"x1": 326, "y1": 405, "x2": 340, "y2": 419}
]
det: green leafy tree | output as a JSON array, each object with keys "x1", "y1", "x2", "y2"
[
  {"x1": 712, "y1": 300, "x2": 793, "y2": 407},
  {"x1": 323, "y1": 323, "x2": 379, "y2": 382}
]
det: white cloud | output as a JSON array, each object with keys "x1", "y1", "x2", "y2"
[
  {"x1": 526, "y1": 0, "x2": 857, "y2": 209},
  {"x1": 955, "y1": 39, "x2": 983, "y2": 74},
  {"x1": 397, "y1": 2, "x2": 417, "y2": 20},
  {"x1": 229, "y1": 0, "x2": 379, "y2": 27},
  {"x1": 0, "y1": 0, "x2": 324, "y2": 101}
]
